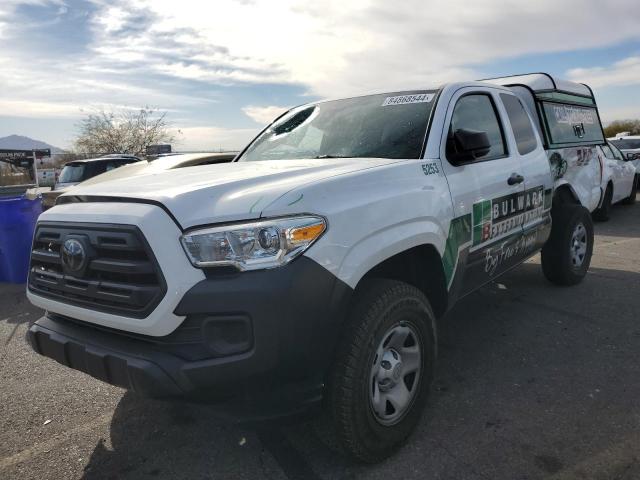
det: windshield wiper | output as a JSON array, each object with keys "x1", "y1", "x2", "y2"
[{"x1": 313, "y1": 154, "x2": 352, "y2": 159}]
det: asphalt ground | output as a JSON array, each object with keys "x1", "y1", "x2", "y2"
[{"x1": 1, "y1": 197, "x2": 639, "y2": 480}]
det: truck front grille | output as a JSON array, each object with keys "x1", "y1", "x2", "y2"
[{"x1": 28, "y1": 222, "x2": 166, "y2": 318}]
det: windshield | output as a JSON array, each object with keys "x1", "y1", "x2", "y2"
[
  {"x1": 238, "y1": 91, "x2": 437, "y2": 162},
  {"x1": 58, "y1": 164, "x2": 85, "y2": 183},
  {"x1": 610, "y1": 139, "x2": 640, "y2": 150}
]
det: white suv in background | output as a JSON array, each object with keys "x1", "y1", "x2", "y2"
[{"x1": 593, "y1": 140, "x2": 637, "y2": 221}]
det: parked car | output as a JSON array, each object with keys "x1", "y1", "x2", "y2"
[
  {"x1": 28, "y1": 73, "x2": 603, "y2": 462},
  {"x1": 42, "y1": 152, "x2": 237, "y2": 208},
  {"x1": 592, "y1": 141, "x2": 637, "y2": 220},
  {"x1": 77, "y1": 152, "x2": 238, "y2": 187},
  {"x1": 42, "y1": 155, "x2": 142, "y2": 208},
  {"x1": 608, "y1": 135, "x2": 640, "y2": 184}
]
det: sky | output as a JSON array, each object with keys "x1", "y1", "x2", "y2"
[{"x1": 0, "y1": 0, "x2": 639, "y2": 151}]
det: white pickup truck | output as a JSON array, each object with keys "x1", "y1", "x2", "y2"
[{"x1": 27, "y1": 73, "x2": 606, "y2": 462}]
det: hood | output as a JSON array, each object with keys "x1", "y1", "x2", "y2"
[{"x1": 59, "y1": 158, "x2": 402, "y2": 229}]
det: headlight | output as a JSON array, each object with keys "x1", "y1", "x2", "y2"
[{"x1": 180, "y1": 215, "x2": 326, "y2": 270}]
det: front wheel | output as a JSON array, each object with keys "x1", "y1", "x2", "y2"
[
  {"x1": 541, "y1": 204, "x2": 594, "y2": 286},
  {"x1": 327, "y1": 279, "x2": 436, "y2": 463}
]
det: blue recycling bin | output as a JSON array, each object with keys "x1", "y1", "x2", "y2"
[{"x1": 0, "y1": 195, "x2": 42, "y2": 283}]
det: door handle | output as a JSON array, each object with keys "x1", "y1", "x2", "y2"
[{"x1": 508, "y1": 173, "x2": 524, "y2": 185}]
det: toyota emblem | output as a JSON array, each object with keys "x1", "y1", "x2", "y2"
[{"x1": 61, "y1": 238, "x2": 86, "y2": 274}]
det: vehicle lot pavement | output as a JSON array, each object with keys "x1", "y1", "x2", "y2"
[{"x1": 1, "y1": 198, "x2": 639, "y2": 480}]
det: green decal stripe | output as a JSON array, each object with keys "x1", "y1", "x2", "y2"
[
  {"x1": 442, "y1": 214, "x2": 472, "y2": 287},
  {"x1": 472, "y1": 199, "x2": 491, "y2": 246}
]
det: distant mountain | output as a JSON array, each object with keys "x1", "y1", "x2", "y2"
[{"x1": 0, "y1": 135, "x2": 63, "y2": 153}]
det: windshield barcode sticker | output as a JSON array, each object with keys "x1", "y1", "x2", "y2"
[{"x1": 382, "y1": 94, "x2": 434, "y2": 106}]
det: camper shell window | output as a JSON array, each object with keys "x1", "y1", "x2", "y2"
[
  {"x1": 483, "y1": 75, "x2": 606, "y2": 149},
  {"x1": 540, "y1": 101, "x2": 604, "y2": 145}
]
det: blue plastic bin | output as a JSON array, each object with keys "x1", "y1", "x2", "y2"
[{"x1": 0, "y1": 195, "x2": 42, "y2": 283}]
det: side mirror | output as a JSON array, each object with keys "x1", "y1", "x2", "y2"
[
  {"x1": 449, "y1": 128, "x2": 491, "y2": 163},
  {"x1": 626, "y1": 152, "x2": 637, "y2": 161}
]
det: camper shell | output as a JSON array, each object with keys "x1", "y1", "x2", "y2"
[
  {"x1": 485, "y1": 73, "x2": 606, "y2": 212},
  {"x1": 484, "y1": 73, "x2": 606, "y2": 149}
]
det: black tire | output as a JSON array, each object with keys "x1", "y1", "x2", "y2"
[
  {"x1": 541, "y1": 204, "x2": 594, "y2": 286},
  {"x1": 327, "y1": 279, "x2": 436, "y2": 463},
  {"x1": 622, "y1": 175, "x2": 638, "y2": 205},
  {"x1": 592, "y1": 184, "x2": 612, "y2": 221}
]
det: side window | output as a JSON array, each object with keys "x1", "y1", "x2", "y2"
[
  {"x1": 500, "y1": 94, "x2": 538, "y2": 155},
  {"x1": 108, "y1": 160, "x2": 135, "y2": 171},
  {"x1": 83, "y1": 163, "x2": 102, "y2": 179},
  {"x1": 446, "y1": 94, "x2": 506, "y2": 162},
  {"x1": 600, "y1": 145, "x2": 615, "y2": 159},
  {"x1": 95, "y1": 163, "x2": 109, "y2": 174},
  {"x1": 608, "y1": 143, "x2": 625, "y2": 161}
]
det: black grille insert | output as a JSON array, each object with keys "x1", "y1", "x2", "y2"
[{"x1": 28, "y1": 222, "x2": 166, "y2": 318}]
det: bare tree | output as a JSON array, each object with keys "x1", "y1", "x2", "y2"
[{"x1": 73, "y1": 107, "x2": 179, "y2": 155}]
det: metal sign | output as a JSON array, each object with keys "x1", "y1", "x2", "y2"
[
  {"x1": 0, "y1": 149, "x2": 31, "y2": 159},
  {"x1": 0, "y1": 149, "x2": 50, "y2": 160},
  {"x1": 0, "y1": 149, "x2": 49, "y2": 184}
]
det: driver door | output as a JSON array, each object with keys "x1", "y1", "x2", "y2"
[{"x1": 438, "y1": 88, "x2": 526, "y2": 297}]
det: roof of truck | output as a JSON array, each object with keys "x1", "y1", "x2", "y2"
[{"x1": 481, "y1": 73, "x2": 593, "y2": 98}]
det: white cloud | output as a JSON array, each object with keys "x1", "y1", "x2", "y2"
[
  {"x1": 242, "y1": 105, "x2": 288, "y2": 125},
  {"x1": 129, "y1": 0, "x2": 640, "y2": 97},
  {"x1": 566, "y1": 56, "x2": 640, "y2": 89},
  {"x1": 0, "y1": 99, "x2": 81, "y2": 117},
  {"x1": 94, "y1": 5, "x2": 129, "y2": 32}
]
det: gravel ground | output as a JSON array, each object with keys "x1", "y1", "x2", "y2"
[{"x1": 1, "y1": 197, "x2": 639, "y2": 479}]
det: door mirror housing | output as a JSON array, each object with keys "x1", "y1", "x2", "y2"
[
  {"x1": 626, "y1": 152, "x2": 638, "y2": 161},
  {"x1": 448, "y1": 128, "x2": 492, "y2": 163}
]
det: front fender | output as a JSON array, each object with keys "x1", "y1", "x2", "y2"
[
  {"x1": 332, "y1": 219, "x2": 446, "y2": 288},
  {"x1": 261, "y1": 160, "x2": 454, "y2": 289}
]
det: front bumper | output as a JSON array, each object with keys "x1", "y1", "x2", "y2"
[
  {"x1": 28, "y1": 256, "x2": 353, "y2": 416},
  {"x1": 29, "y1": 315, "x2": 185, "y2": 397}
]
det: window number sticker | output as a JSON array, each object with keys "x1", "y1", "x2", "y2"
[{"x1": 382, "y1": 93, "x2": 434, "y2": 106}]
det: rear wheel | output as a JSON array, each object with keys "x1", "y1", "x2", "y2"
[
  {"x1": 327, "y1": 279, "x2": 436, "y2": 463},
  {"x1": 622, "y1": 175, "x2": 638, "y2": 205},
  {"x1": 593, "y1": 184, "x2": 612, "y2": 221},
  {"x1": 541, "y1": 204, "x2": 593, "y2": 286}
]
